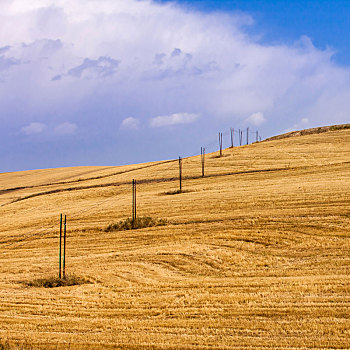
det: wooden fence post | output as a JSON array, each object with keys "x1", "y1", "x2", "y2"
[
  {"x1": 59, "y1": 214, "x2": 62, "y2": 279},
  {"x1": 134, "y1": 179, "x2": 137, "y2": 221},
  {"x1": 63, "y1": 215, "x2": 66, "y2": 279},
  {"x1": 230, "y1": 128, "x2": 234, "y2": 148},
  {"x1": 246, "y1": 127, "x2": 249, "y2": 145},
  {"x1": 201, "y1": 147, "x2": 205, "y2": 177},
  {"x1": 179, "y1": 157, "x2": 182, "y2": 192},
  {"x1": 132, "y1": 179, "x2": 137, "y2": 225},
  {"x1": 219, "y1": 132, "x2": 223, "y2": 156}
]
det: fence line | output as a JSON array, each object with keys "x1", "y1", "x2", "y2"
[{"x1": 0, "y1": 127, "x2": 262, "y2": 250}]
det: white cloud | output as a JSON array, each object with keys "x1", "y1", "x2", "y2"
[
  {"x1": 149, "y1": 112, "x2": 199, "y2": 128},
  {"x1": 246, "y1": 112, "x2": 266, "y2": 126},
  {"x1": 54, "y1": 122, "x2": 77, "y2": 135},
  {"x1": 120, "y1": 117, "x2": 140, "y2": 130},
  {"x1": 20, "y1": 122, "x2": 46, "y2": 135},
  {"x1": 2, "y1": 0, "x2": 349, "y2": 132}
]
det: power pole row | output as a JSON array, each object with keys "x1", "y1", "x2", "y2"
[
  {"x1": 129, "y1": 129, "x2": 261, "y2": 225},
  {"x1": 228, "y1": 128, "x2": 261, "y2": 147},
  {"x1": 56, "y1": 127, "x2": 262, "y2": 280}
]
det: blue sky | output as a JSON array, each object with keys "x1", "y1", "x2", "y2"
[
  {"x1": 158, "y1": 0, "x2": 350, "y2": 63},
  {"x1": 157, "y1": 0, "x2": 350, "y2": 64},
  {"x1": 0, "y1": 0, "x2": 349, "y2": 172}
]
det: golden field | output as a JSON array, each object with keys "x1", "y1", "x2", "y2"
[{"x1": 0, "y1": 128, "x2": 349, "y2": 349}]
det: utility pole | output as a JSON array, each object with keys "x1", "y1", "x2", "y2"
[
  {"x1": 132, "y1": 179, "x2": 137, "y2": 225},
  {"x1": 59, "y1": 214, "x2": 62, "y2": 279},
  {"x1": 230, "y1": 128, "x2": 234, "y2": 148},
  {"x1": 63, "y1": 215, "x2": 67, "y2": 279},
  {"x1": 219, "y1": 132, "x2": 223, "y2": 156},
  {"x1": 201, "y1": 147, "x2": 205, "y2": 177},
  {"x1": 179, "y1": 157, "x2": 182, "y2": 192}
]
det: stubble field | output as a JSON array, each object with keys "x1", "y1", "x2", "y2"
[{"x1": 0, "y1": 128, "x2": 349, "y2": 349}]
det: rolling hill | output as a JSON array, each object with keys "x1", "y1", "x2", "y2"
[{"x1": 0, "y1": 126, "x2": 349, "y2": 349}]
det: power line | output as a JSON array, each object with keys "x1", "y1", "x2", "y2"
[{"x1": 0, "y1": 127, "x2": 262, "y2": 250}]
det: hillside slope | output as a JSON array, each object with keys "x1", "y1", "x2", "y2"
[
  {"x1": 0, "y1": 128, "x2": 349, "y2": 349},
  {"x1": 265, "y1": 123, "x2": 350, "y2": 141}
]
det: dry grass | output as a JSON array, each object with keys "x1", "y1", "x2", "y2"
[
  {"x1": 0, "y1": 127, "x2": 349, "y2": 349},
  {"x1": 265, "y1": 122, "x2": 350, "y2": 141},
  {"x1": 0, "y1": 339, "x2": 34, "y2": 350},
  {"x1": 24, "y1": 274, "x2": 91, "y2": 288},
  {"x1": 105, "y1": 216, "x2": 168, "y2": 231}
]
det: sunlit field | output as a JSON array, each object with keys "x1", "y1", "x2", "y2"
[{"x1": 0, "y1": 128, "x2": 349, "y2": 349}]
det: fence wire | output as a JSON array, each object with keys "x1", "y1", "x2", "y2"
[{"x1": 0, "y1": 127, "x2": 262, "y2": 250}]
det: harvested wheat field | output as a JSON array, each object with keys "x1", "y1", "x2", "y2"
[{"x1": 0, "y1": 127, "x2": 350, "y2": 349}]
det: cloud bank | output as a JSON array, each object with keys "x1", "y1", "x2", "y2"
[{"x1": 0, "y1": 0, "x2": 350, "y2": 171}]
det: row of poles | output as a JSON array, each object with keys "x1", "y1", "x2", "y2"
[
  {"x1": 57, "y1": 127, "x2": 261, "y2": 279},
  {"x1": 56, "y1": 181, "x2": 138, "y2": 278},
  {"x1": 177, "y1": 127, "x2": 262, "y2": 195},
  {"x1": 229, "y1": 127, "x2": 261, "y2": 148}
]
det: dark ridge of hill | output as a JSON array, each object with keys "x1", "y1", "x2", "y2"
[{"x1": 265, "y1": 123, "x2": 350, "y2": 141}]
